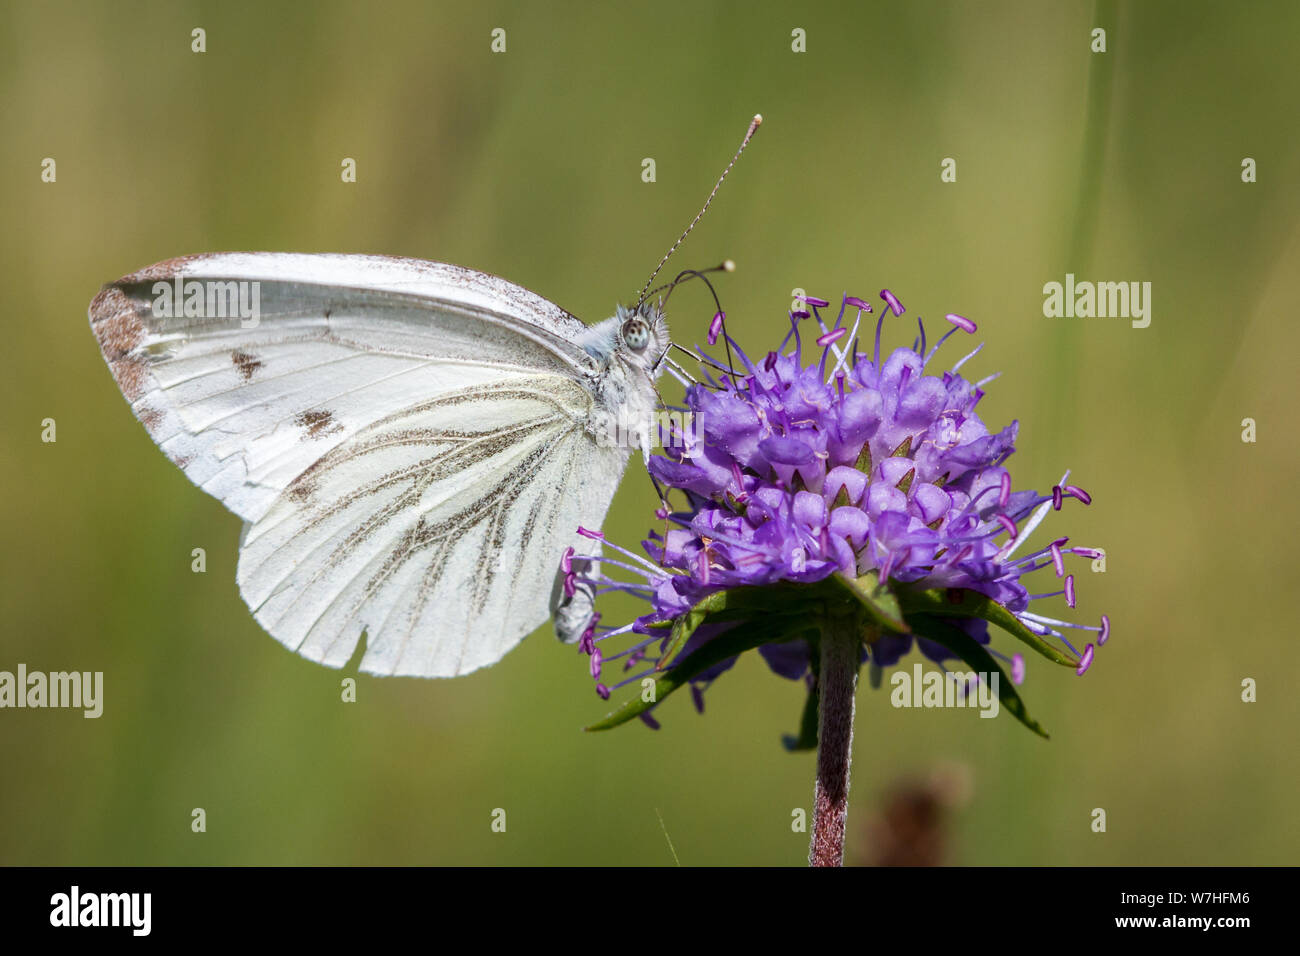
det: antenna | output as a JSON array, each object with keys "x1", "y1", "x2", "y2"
[
  {"x1": 634, "y1": 114, "x2": 762, "y2": 308},
  {"x1": 642, "y1": 260, "x2": 735, "y2": 306}
]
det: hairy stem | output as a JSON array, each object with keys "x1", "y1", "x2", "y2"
[{"x1": 809, "y1": 618, "x2": 861, "y2": 867}]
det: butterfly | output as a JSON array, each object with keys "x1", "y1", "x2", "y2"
[{"x1": 88, "y1": 115, "x2": 760, "y2": 679}]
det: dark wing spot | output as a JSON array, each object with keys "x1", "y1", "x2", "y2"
[
  {"x1": 231, "y1": 350, "x2": 263, "y2": 381},
  {"x1": 296, "y1": 409, "x2": 340, "y2": 438}
]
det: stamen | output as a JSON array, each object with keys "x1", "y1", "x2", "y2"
[
  {"x1": 1075, "y1": 643, "x2": 1094, "y2": 676},
  {"x1": 1052, "y1": 485, "x2": 1063, "y2": 510},
  {"x1": 1064, "y1": 573, "x2": 1076, "y2": 608},
  {"x1": 949, "y1": 342, "x2": 984, "y2": 374},
  {"x1": 1098, "y1": 614, "x2": 1110, "y2": 645},
  {"x1": 1019, "y1": 611, "x2": 1099, "y2": 632},
  {"x1": 844, "y1": 295, "x2": 872, "y2": 312},
  {"x1": 594, "y1": 536, "x2": 668, "y2": 575},
  {"x1": 731, "y1": 461, "x2": 748, "y2": 497},
  {"x1": 799, "y1": 294, "x2": 830, "y2": 308},
  {"x1": 1064, "y1": 484, "x2": 1092, "y2": 505},
  {"x1": 1018, "y1": 617, "x2": 1083, "y2": 656},
  {"x1": 953, "y1": 483, "x2": 1003, "y2": 521},
  {"x1": 998, "y1": 471, "x2": 1011, "y2": 508},
  {"x1": 828, "y1": 307, "x2": 865, "y2": 378},
  {"x1": 880, "y1": 289, "x2": 904, "y2": 315},
  {"x1": 597, "y1": 557, "x2": 663, "y2": 579},
  {"x1": 873, "y1": 307, "x2": 888, "y2": 369},
  {"x1": 944, "y1": 313, "x2": 977, "y2": 333},
  {"x1": 708, "y1": 311, "x2": 725, "y2": 345},
  {"x1": 923, "y1": 327, "x2": 960, "y2": 367},
  {"x1": 817, "y1": 327, "x2": 847, "y2": 347}
]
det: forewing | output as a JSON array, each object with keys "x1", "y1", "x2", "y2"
[
  {"x1": 236, "y1": 375, "x2": 629, "y2": 677},
  {"x1": 89, "y1": 252, "x2": 599, "y2": 523}
]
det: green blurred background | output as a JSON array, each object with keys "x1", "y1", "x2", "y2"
[{"x1": 3, "y1": 0, "x2": 1297, "y2": 865}]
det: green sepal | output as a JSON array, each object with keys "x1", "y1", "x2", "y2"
[
  {"x1": 654, "y1": 583, "x2": 821, "y2": 670},
  {"x1": 906, "y1": 615, "x2": 1050, "y2": 739},
  {"x1": 897, "y1": 586, "x2": 1079, "y2": 668},
  {"x1": 831, "y1": 570, "x2": 909, "y2": 635},
  {"x1": 585, "y1": 615, "x2": 816, "y2": 731},
  {"x1": 854, "y1": 444, "x2": 872, "y2": 474}
]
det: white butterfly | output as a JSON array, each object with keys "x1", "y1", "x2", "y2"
[
  {"x1": 88, "y1": 115, "x2": 761, "y2": 680},
  {"x1": 90, "y1": 253, "x2": 669, "y2": 677}
]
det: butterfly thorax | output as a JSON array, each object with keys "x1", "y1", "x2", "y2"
[{"x1": 576, "y1": 302, "x2": 669, "y2": 459}]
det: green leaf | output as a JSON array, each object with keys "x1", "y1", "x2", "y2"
[
  {"x1": 831, "y1": 570, "x2": 909, "y2": 634},
  {"x1": 654, "y1": 588, "x2": 729, "y2": 669},
  {"x1": 897, "y1": 587, "x2": 1079, "y2": 668},
  {"x1": 781, "y1": 683, "x2": 819, "y2": 751},
  {"x1": 585, "y1": 618, "x2": 817, "y2": 732},
  {"x1": 906, "y1": 615, "x2": 1049, "y2": 739},
  {"x1": 654, "y1": 583, "x2": 820, "y2": 670}
]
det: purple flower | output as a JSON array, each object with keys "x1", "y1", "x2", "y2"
[{"x1": 558, "y1": 291, "x2": 1110, "y2": 730}]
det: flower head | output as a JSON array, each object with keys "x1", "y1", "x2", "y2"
[{"x1": 558, "y1": 291, "x2": 1109, "y2": 734}]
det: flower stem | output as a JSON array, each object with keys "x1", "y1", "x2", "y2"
[{"x1": 809, "y1": 618, "x2": 861, "y2": 867}]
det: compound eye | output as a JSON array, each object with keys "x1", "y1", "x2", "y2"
[{"x1": 622, "y1": 317, "x2": 650, "y2": 351}]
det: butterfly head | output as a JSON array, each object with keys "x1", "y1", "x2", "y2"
[{"x1": 613, "y1": 301, "x2": 670, "y2": 374}]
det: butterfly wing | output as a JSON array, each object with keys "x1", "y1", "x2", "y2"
[
  {"x1": 239, "y1": 374, "x2": 627, "y2": 676},
  {"x1": 90, "y1": 253, "x2": 626, "y2": 676},
  {"x1": 90, "y1": 252, "x2": 602, "y2": 524}
]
